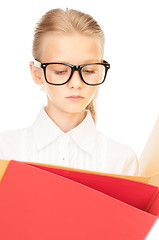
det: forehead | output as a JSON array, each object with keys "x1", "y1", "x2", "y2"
[{"x1": 40, "y1": 32, "x2": 102, "y2": 64}]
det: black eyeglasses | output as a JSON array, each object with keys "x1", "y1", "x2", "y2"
[{"x1": 34, "y1": 59, "x2": 110, "y2": 86}]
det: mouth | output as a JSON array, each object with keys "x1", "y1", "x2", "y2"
[{"x1": 66, "y1": 95, "x2": 85, "y2": 102}]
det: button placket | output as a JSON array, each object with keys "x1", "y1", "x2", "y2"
[{"x1": 58, "y1": 134, "x2": 69, "y2": 163}]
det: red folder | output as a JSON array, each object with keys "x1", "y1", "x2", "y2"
[{"x1": 0, "y1": 160, "x2": 158, "y2": 240}]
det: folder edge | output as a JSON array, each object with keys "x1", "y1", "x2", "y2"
[
  {"x1": 1, "y1": 159, "x2": 159, "y2": 186},
  {"x1": 0, "y1": 159, "x2": 10, "y2": 182}
]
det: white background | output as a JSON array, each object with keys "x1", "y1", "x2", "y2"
[{"x1": 0, "y1": 0, "x2": 158, "y2": 238}]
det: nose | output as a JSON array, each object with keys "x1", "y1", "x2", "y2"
[{"x1": 67, "y1": 69, "x2": 83, "y2": 89}]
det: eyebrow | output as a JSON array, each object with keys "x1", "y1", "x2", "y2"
[
  {"x1": 82, "y1": 59, "x2": 102, "y2": 63},
  {"x1": 62, "y1": 59, "x2": 102, "y2": 65}
]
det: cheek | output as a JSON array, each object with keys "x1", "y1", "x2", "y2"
[
  {"x1": 44, "y1": 84, "x2": 60, "y2": 101},
  {"x1": 44, "y1": 84, "x2": 69, "y2": 105},
  {"x1": 87, "y1": 87, "x2": 97, "y2": 99}
]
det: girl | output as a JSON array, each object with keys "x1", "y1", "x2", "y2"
[{"x1": 0, "y1": 8, "x2": 138, "y2": 175}]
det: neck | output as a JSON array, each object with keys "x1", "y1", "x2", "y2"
[{"x1": 44, "y1": 105, "x2": 87, "y2": 133}]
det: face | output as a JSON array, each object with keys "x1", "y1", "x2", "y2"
[{"x1": 30, "y1": 32, "x2": 102, "y2": 116}]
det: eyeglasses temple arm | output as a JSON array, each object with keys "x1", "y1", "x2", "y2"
[
  {"x1": 34, "y1": 60, "x2": 41, "y2": 68},
  {"x1": 103, "y1": 60, "x2": 110, "y2": 69}
]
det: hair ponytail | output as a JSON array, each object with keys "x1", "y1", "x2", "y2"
[{"x1": 86, "y1": 100, "x2": 97, "y2": 125}]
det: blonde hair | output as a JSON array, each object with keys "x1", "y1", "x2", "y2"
[{"x1": 32, "y1": 8, "x2": 105, "y2": 124}]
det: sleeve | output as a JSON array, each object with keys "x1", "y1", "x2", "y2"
[
  {"x1": 124, "y1": 148, "x2": 139, "y2": 176},
  {"x1": 0, "y1": 134, "x2": 7, "y2": 160},
  {"x1": 0, "y1": 132, "x2": 12, "y2": 161}
]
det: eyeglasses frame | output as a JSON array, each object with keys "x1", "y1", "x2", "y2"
[{"x1": 34, "y1": 59, "x2": 110, "y2": 86}]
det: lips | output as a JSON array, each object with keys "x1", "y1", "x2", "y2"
[{"x1": 66, "y1": 95, "x2": 85, "y2": 102}]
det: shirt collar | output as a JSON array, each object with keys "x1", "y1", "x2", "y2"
[{"x1": 32, "y1": 106, "x2": 97, "y2": 155}]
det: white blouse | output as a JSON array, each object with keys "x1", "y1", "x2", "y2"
[{"x1": 0, "y1": 106, "x2": 138, "y2": 175}]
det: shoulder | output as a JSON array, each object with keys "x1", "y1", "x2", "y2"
[
  {"x1": 0, "y1": 126, "x2": 33, "y2": 160},
  {"x1": 96, "y1": 130, "x2": 134, "y2": 153},
  {"x1": 95, "y1": 131, "x2": 139, "y2": 175},
  {"x1": 0, "y1": 126, "x2": 33, "y2": 142}
]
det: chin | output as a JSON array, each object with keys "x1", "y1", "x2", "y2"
[{"x1": 63, "y1": 106, "x2": 86, "y2": 114}]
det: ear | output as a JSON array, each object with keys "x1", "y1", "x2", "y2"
[{"x1": 29, "y1": 61, "x2": 43, "y2": 85}]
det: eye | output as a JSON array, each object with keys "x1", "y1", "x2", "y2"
[
  {"x1": 82, "y1": 65, "x2": 98, "y2": 75},
  {"x1": 54, "y1": 70, "x2": 68, "y2": 75},
  {"x1": 83, "y1": 69, "x2": 96, "y2": 74}
]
